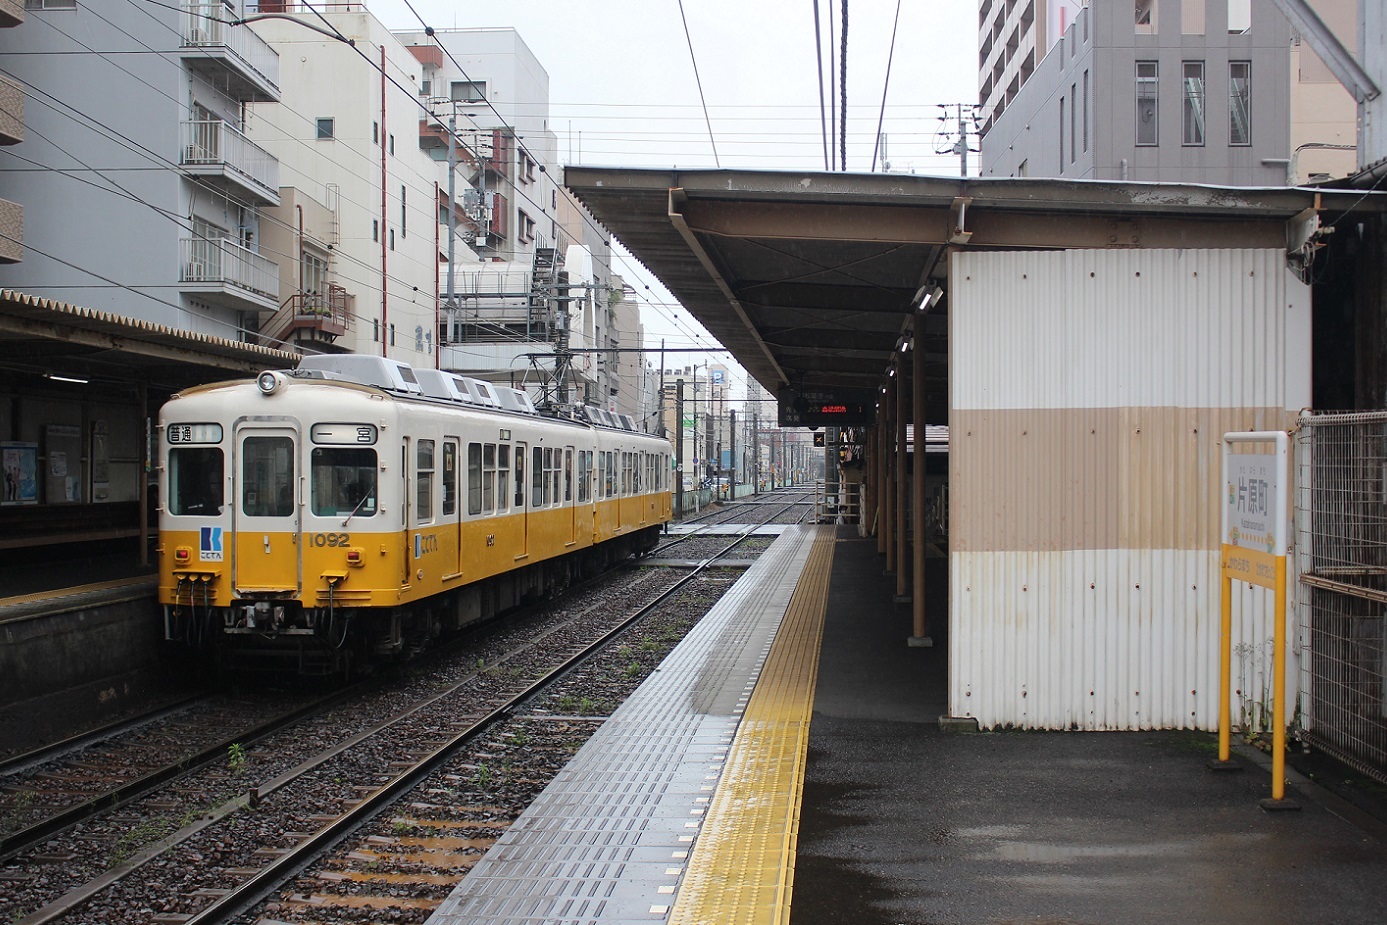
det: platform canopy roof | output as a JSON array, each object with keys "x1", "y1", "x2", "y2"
[
  {"x1": 564, "y1": 167, "x2": 1373, "y2": 421},
  {"x1": 0, "y1": 289, "x2": 299, "y2": 392}
]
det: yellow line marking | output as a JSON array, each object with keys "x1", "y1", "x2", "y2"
[{"x1": 669, "y1": 526, "x2": 835, "y2": 925}]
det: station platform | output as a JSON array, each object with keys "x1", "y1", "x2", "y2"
[{"x1": 428, "y1": 526, "x2": 1387, "y2": 925}]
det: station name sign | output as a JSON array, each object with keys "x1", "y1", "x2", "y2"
[{"x1": 778, "y1": 388, "x2": 876, "y2": 427}]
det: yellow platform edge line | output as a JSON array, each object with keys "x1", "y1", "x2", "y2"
[
  {"x1": 669, "y1": 526, "x2": 836, "y2": 925},
  {"x1": 0, "y1": 575, "x2": 155, "y2": 609}
]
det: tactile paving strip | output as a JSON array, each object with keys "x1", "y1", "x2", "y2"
[
  {"x1": 667, "y1": 528, "x2": 834, "y2": 925},
  {"x1": 426, "y1": 524, "x2": 826, "y2": 925}
]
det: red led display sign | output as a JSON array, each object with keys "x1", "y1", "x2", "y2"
[{"x1": 778, "y1": 389, "x2": 876, "y2": 427}]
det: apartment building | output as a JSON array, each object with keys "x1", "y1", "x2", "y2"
[
  {"x1": 0, "y1": 0, "x2": 19, "y2": 266},
  {"x1": 246, "y1": 7, "x2": 461, "y2": 366},
  {"x1": 978, "y1": 0, "x2": 1357, "y2": 185},
  {"x1": 397, "y1": 26, "x2": 654, "y2": 421},
  {"x1": 0, "y1": 1, "x2": 283, "y2": 340}
]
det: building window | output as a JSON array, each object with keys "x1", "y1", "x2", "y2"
[
  {"x1": 400, "y1": 185, "x2": 407, "y2": 238},
  {"x1": 1182, "y1": 62, "x2": 1205, "y2": 145},
  {"x1": 518, "y1": 209, "x2": 535, "y2": 243},
  {"x1": 1136, "y1": 0, "x2": 1157, "y2": 33},
  {"x1": 1136, "y1": 62, "x2": 1158, "y2": 146},
  {"x1": 1228, "y1": 0, "x2": 1251, "y2": 34},
  {"x1": 372, "y1": 121, "x2": 378, "y2": 144},
  {"x1": 451, "y1": 80, "x2": 486, "y2": 103},
  {"x1": 1082, "y1": 70, "x2": 1089, "y2": 152},
  {"x1": 1181, "y1": 0, "x2": 1205, "y2": 34},
  {"x1": 389, "y1": 134, "x2": 395, "y2": 155},
  {"x1": 372, "y1": 219, "x2": 378, "y2": 242},
  {"x1": 1229, "y1": 62, "x2": 1251, "y2": 145},
  {"x1": 316, "y1": 118, "x2": 335, "y2": 140},
  {"x1": 1059, "y1": 96, "x2": 1065, "y2": 170},
  {"x1": 389, "y1": 228, "x2": 395, "y2": 250},
  {"x1": 24, "y1": 0, "x2": 77, "y2": 8},
  {"x1": 1069, "y1": 82, "x2": 1077, "y2": 163}
]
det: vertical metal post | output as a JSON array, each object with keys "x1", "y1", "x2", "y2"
[
  {"x1": 675, "y1": 379, "x2": 685, "y2": 517},
  {"x1": 445, "y1": 108, "x2": 457, "y2": 333},
  {"x1": 139, "y1": 382, "x2": 149, "y2": 568},
  {"x1": 895, "y1": 364, "x2": 908, "y2": 599},
  {"x1": 876, "y1": 403, "x2": 886, "y2": 552},
  {"x1": 911, "y1": 319, "x2": 930, "y2": 643},
  {"x1": 884, "y1": 383, "x2": 896, "y2": 571},
  {"x1": 729, "y1": 409, "x2": 737, "y2": 496},
  {"x1": 753, "y1": 413, "x2": 760, "y2": 496}
]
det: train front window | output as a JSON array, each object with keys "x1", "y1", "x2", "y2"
[
  {"x1": 169, "y1": 447, "x2": 223, "y2": 515},
  {"x1": 311, "y1": 447, "x2": 377, "y2": 517},
  {"x1": 242, "y1": 436, "x2": 294, "y2": 517}
]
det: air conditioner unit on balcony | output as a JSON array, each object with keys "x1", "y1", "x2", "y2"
[{"x1": 186, "y1": 262, "x2": 207, "y2": 282}]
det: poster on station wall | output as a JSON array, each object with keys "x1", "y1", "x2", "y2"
[
  {"x1": 45, "y1": 424, "x2": 82, "y2": 503},
  {"x1": 1, "y1": 442, "x2": 38, "y2": 505}
]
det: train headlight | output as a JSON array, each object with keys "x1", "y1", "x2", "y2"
[
  {"x1": 257, "y1": 371, "x2": 283, "y2": 395},
  {"x1": 174, "y1": 546, "x2": 191, "y2": 564},
  {"x1": 346, "y1": 547, "x2": 364, "y2": 567}
]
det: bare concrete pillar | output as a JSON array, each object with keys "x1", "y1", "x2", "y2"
[{"x1": 910, "y1": 315, "x2": 931, "y2": 645}]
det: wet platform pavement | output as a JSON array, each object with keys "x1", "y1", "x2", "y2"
[{"x1": 793, "y1": 529, "x2": 1387, "y2": 925}]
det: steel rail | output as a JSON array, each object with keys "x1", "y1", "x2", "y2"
[{"x1": 179, "y1": 535, "x2": 758, "y2": 925}]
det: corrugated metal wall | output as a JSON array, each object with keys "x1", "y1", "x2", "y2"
[{"x1": 950, "y1": 249, "x2": 1308, "y2": 730}]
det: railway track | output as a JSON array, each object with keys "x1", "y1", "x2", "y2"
[{"x1": 1, "y1": 530, "x2": 770, "y2": 925}]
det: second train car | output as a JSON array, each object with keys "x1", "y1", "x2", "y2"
[{"x1": 159, "y1": 355, "x2": 673, "y2": 673}]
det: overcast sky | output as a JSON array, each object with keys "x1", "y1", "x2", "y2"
[{"x1": 370, "y1": 0, "x2": 978, "y2": 392}]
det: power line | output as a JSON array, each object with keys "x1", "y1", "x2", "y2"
[
  {"x1": 814, "y1": 0, "x2": 828, "y2": 170},
  {"x1": 676, "y1": 0, "x2": 719, "y2": 168},
  {"x1": 871, "y1": 0, "x2": 902, "y2": 173}
]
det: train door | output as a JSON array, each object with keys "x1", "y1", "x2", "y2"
[
  {"x1": 400, "y1": 440, "x2": 411, "y2": 587},
  {"x1": 565, "y1": 447, "x2": 576, "y2": 544},
  {"x1": 514, "y1": 441, "x2": 528, "y2": 558},
  {"x1": 442, "y1": 438, "x2": 461, "y2": 579},
  {"x1": 231, "y1": 423, "x2": 300, "y2": 594}
]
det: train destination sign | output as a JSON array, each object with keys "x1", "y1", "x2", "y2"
[{"x1": 778, "y1": 388, "x2": 876, "y2": 427}]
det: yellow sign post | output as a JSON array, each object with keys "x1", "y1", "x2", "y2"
[{"x1": 1217, "y1": 431, "x2": 1297, "y2": 809}]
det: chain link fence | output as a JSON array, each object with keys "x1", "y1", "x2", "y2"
[{"x1": 1295, "y1": 413, "x2": 1387, "y2": 783}]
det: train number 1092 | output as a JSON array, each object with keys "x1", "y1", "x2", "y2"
[{"x1": 307, "y1": 532, "x2": 351, "y2": 547}]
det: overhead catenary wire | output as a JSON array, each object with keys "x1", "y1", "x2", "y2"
[
  {"x1": 839, "y1": 0, "x2": 848, "y2": 171},
  {"x1": 813, "y1": 0, "x2": 830, "y2": 172},
  {"x1": 870, "y1": 0, "x2": 902, "y2": 173},
  {"x1": 676, "y1": 0, "x2": 720, "y2": 168}
]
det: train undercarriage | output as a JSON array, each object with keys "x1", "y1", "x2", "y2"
[{"x1": 165, "y1": 525, "x2": 663, "y2": 675}]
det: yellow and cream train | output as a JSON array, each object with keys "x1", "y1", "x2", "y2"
[{"x1": 158, "y1": 355, "x2": 673, "y2": 673}]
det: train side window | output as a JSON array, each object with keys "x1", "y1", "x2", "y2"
[
  {"x1": 564, "y1": 448, "x2": 573, "y2": 502},
  {"x1": 532, "y1": 446, "x2": 544, "y2": 505},
  {"x1": 441, "y1": 441, "x2": 457, "y2": 516},
  {"x1": 482, "y1": 442, "x2": 496, "y2": 514},
  {"x1": 577, "y1": 449, "x2": 589, "y2": 503},
  {"x1": 169, "y1": 447, "x2": 223, "y2": 515},
  {"x1": 544, "y1": 447, "x2": 556, "y2": 505},
  {"x1": 606, "y1": 451, "x2": 615, "y2": 498},
  {"x1": 497, "y1": 444, "x2": 510, "y2": 514},
  {"x1": 635, "y1": 451, "x2": 643, "y2": 493},
  {"x1": 467, "y1": 442, "x2": 482, "y2": 515},
  {"x1": 311, "y1": 447, "x2": 377, "y2": 517},
  {"x1": 549, "y1": 449, "x2": 560, "y2": 505},
  {"x1": 242, "y1": 436, "x2": 294, "y2": 517},
  {"x1": 416, "y1": 439, "x2": 435, "y2": 523},
  {"x1": 514, "y1": 442, "x2": 526, "y2": 508}
]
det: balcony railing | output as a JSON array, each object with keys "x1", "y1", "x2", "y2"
[
  {"x1": 181, "y1": 119, "x2": 279, "y2": 202},
  {"x1": 180, "y1": 236, "x2": 278, "y2": 302},
  {"x1": 182, "y1": 3, "x2": 280, "y2": 98}
]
